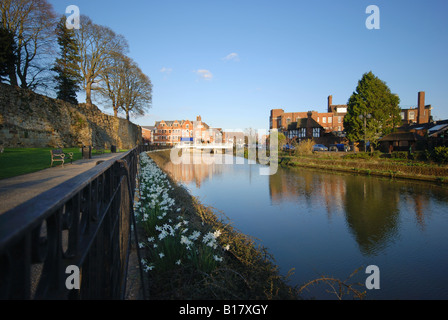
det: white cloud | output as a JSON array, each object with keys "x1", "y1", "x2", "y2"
[
  {"x1": 222, "y1": 53, "x2": 239, "y2": 62},
  {"x1": 160, "y1": 67, "x2": 173, "y2": 74},
  {"x1": 195, "y1": 69, "x2": 213, "y2": 81}
]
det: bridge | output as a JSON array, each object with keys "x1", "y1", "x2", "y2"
[{"x1": 175, "y1": 143, "x2": 234, "y2": 151}]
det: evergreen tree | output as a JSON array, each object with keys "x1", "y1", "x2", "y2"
[
  {"x1": 344, "y1": 71, "x2": 401, "y2": 149},
  {"x1": 0, "y1": 26, "x2": 17, "y2": 85},
  {"x1": 53, "y1": 16, "x2": 82, "y2": 104}
]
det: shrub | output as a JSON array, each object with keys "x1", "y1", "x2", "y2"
[
  {"x1": 391, "y1": 151, "x2": 409, "y2": 160},
  {"x1": 294, "y1": 139, "x2": 314, "y2": 155},
  {"x1": 431, "y1": 146, "x2": 448, "y2": 164},
  {"x1": 369, "y1": 150, "x2": 382, "y2": 158},
  {"x1": 412, "y1": 151, "x2": 429, "y2": 161}
]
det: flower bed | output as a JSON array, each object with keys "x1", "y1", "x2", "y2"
[
  {"x1": 134, "y1": 151, "x2": 299, "y2": 300},
  {"x1": 135, "y1": 152, "x2": 227, "y2": 275}
]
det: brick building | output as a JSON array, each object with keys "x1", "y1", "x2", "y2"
[
  {"x1": 153, "y1": 116, "x2": 223, "y2": 146},
  {"x1": 400, "y1": 91, "x2": 432, "y2": 125},
  {"x1": 270, "y1": 95, "x2": 348, "y2": 140},
  {"x1": 142, "y1": 126, "x2": 155, "y2": 144}
]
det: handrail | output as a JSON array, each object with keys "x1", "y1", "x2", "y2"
[{"x1": 0, "y1": 147, "x2": 144, "y2": 300}]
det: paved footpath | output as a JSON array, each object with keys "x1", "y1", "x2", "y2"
[{"x1": 0, "y1": 153, "x2": 125, "y2": 215}]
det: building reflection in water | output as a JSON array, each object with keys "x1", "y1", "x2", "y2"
[
  {"x1": 161, "y1": 154, "x2": 444, "y2": 258},
  {"x1": 161, "y1": 153, "x2": 228, "y2": 188},
  {"x1": 268, "y1": 167, "x2": 438, "y2": 256}
]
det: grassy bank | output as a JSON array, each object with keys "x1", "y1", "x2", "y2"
[
  {"x1": 135, "y1": 150, "x2": 299, "y2": 300},
  {"x1": 279, "y1": 152, "x2": 448, "y2": 184},
  {"x1": 0, "y1": 148, "x2": 125, "y2": 180}
]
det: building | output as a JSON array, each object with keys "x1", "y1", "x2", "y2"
[
  {"x1": 153, "y1": 116, "x2": 223, "y2": 146},
  {"x1": 380, "y1": 91, "x2": 447, "y2": 152},
  {"x1": 400, "y1": 92, "x2": 432, "y2": 125},
  {"x1": 270, "y1": 95, "x2": 348, "y2": 140},
  {"x1": 141, "y1": 126, "x2": 155, "y2": 144},
  {"x1": 153, "y1": 119, "x2": 194, "y2": 146}
]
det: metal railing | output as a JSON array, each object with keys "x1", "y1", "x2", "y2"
[{"x1": 0, "y1": 145, "x2": 157, "y2": 300}]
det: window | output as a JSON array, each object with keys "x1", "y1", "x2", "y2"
[
  {"x1": 338, "y1": 116, "x2": 342, "y2": 123},
  {"x1": 317, "y1": 117, "x2": 320, "y2": 122},
  {"x1": 298, "y1": 128, "x2": 306, "y2": 138},
  {"x1": 409, "y1": 112, "x2": 415, "y2": 120},
  {"x1": 328, "y1": 117, "x2": 332, "y2": 123},
  {"x1": 401, "y1": 112, "x2": 405, "y2": 119},
  {"x1": 313, "y1": 128, "x2": 320, "y2": 138},
  {"x1": 286, "y1": 118, "x2": 291, "y2": 124},
  {"x1": 323, "y1": 117, "x2": 327, "y2": 124}
]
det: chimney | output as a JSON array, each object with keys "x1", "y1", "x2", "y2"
[
  {"x1": 306, "y1": 111, "x2": 313, "y2": 138},
  {"x1": 418, "y1": 92, "x2": 426, "y2": 124},
  {"x1": 197, "y1": 115, "x2": 202, "y2": 122},
  {"x1": 328, "y1": 95, "x2": 333, "y2": 112}
]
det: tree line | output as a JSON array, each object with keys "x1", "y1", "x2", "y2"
[{"x1": 0, "y1": 0, "x2": 152, "y2": 121}]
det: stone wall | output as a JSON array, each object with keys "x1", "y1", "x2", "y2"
[{"x1": 0, "y1": 83, "x2": 142, "y2": 149}]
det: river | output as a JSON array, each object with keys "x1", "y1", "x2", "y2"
[{"x1": 159, "y1": 153, "x2": 448, "y2": 300}]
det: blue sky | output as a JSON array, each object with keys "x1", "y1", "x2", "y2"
[{"x1": 48, "y1": 0, "x2": 448, "y2": 130}]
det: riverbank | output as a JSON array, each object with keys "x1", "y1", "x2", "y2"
[
  {"x1": 135, "y1": 150, "x2": 299, "y2": 300},
  {"x1": 278, "y1": 152, "x2": 448, "y2": 184}
]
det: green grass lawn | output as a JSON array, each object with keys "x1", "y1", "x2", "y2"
[{"x1": 0, "y1": 148, "x2": 119, "y2": 180}]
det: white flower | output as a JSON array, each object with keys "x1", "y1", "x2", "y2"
[
  {"x1": 213, "y1": 255, "x2": 223, "y2": 262},
  {"x1": 213, "y1": 230, "x2": 221, "y2": 239},
  {"x1": 159, "y1": 252, "x2": 165, "y2": 259},
  {"x1": 144, "y1": 265, "x2": 154, "y2": 272},
  {"x1": 138, "y1": 242, "x2": 145, "y2": 248},
  {"x1": 176, "y1": 260, "x2": 181, "y2": 265},
  {"x1": 181, "y1": 235, "x2": 192, "y2": 247},
  {"x1": 189, "y1": 230, "x2": 201, "y2": 241},
  {"x1": 174, "y1": 222, "x2": 183, "y2": 230},
  {"x1": 224, "y1": 245, "x2": 230, "y2": 251}
]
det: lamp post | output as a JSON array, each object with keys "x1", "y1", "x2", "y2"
[{"x1": 359, "y1": 113, "x2": 372, "y2": 152}]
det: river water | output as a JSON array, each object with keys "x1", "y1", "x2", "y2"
[{"x1": 160, "y1": 153, "x2": 448, "y2": 300}]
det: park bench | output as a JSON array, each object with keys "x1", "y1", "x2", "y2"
[{"x1": 50, "y1": 149, "x2": 73, "y2": 167}]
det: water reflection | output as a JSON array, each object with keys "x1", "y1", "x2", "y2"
[
  {"x1": 343, "y1": 177, "x2": 400, "y2": 256},
  {"x1": 160, "y1": 155, "x2": 448, "y2": 298},
  {"x1": 268, "y1": 167, "x2": 444, "y2": 256},
  {"x1": 163, "y1": 157, "x2": 444, "y2": 258},
  {"x1": 162, "y1": 153, "x2": 231, "y2": 188}
]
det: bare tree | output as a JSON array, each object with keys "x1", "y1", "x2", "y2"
[
  {"x1": 0, "y1": 0, "x2": 57, "y2": 91},
  {"x1": 120, "y1": 60, "x2": 152, "y2": 121},
  {"x1": 97, "y1": 52, "x2": 152, "y2": 120},
  {"x1": 75, "y1": 15, "x2": 128, "y2": 106},
  {"x1": 96, "y1": 52, "x2": 127, "y2": 117}
]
